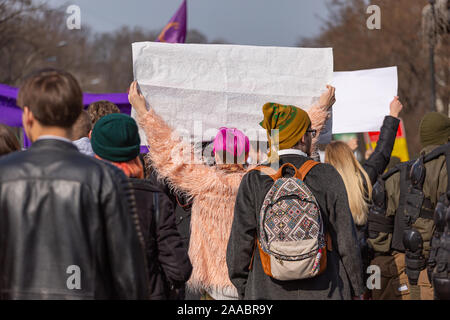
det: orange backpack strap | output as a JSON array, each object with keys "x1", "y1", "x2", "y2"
[
  {"x1": 250, "y1": 166, "x2": 278, "y2": 181},
  {"x1": 297, "y1": 160, "x2": 331, "y2": 250},
  {"x1": 326, "y1": 232, "x2": 333, "y2": 251},
  {"x1": 253, "y1": 163, "x2": 302, "y2": 181},
  {"x1": 297, "y1": 160, "x2": 320, "y2": 180},
  {"x1": 248, "y1": 166, "x2": 276, "y2": 270},
  {"x1": 251, "y1": 161, "x2": 319, "y2": 181},
  {"x1": 272, "y1": 163, "x2": 299, "y2": 180}
]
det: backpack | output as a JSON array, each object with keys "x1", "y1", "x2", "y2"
[{"x1": 250, "y1": 161, "x2": 329, "y2": 281}]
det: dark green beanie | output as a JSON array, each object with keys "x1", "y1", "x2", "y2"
[
  {"x1": 419, "y1": 112, "x2": 450, "y2": 148},
  {"x1": 91, "y1": 113, "x2": 141, "y2": 162}
]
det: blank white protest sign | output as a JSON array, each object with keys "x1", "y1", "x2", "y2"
[
  {"x1": 331, "y1": 66, "x2": 398, "y2": 134},
  {"x1": 132, "y1": 42, "x2": 334, "y2": 145}
]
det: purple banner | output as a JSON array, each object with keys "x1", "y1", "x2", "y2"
[
  {"x1": 0, "y1": 83, "x2": 132, "y2": 124},
  {"x1": 0, "y1": 83, "x2": 140, "y2": 150}
]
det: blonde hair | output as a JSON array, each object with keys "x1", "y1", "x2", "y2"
[
  {"x1": 214, "y1": 151, "x2": 247, "y2": 173},
  {"x1": 325, "y1": 141, "x2": 372, "y2": 226},
  {"x1": 216, "y1": 163, "x2": 246, "y2": 173}
]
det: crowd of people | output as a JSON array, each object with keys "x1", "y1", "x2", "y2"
[{"x1": 0, "y1": 68, "x2": 448, "y2": 300}]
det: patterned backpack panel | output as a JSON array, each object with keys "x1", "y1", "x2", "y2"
[{"x1": 253, "y1": 161, "x2": 328, "y2": 281}]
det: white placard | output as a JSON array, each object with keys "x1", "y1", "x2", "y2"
[
  {"x1": 132, "y1": 42, "x2": 333, "y2": 144},
  {"x1": 331, "y1": 66, "x2": 398, "y2": 134}
]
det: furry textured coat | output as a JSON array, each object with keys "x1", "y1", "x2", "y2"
[{"x1": 138, "y1": 105, "x2": 328, "y2": 297}]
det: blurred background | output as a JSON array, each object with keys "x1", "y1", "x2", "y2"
[{"x1": 0, "y1": 0, "x2": 449, "y2": 157}]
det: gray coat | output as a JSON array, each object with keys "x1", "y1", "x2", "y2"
[{"x1": 226, "y1": 154, "x2": 365, "y2": 300}]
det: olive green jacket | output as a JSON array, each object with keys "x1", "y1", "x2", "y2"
[{"x1": 369, "y1": 145, "x2": 448, "y2": 257}]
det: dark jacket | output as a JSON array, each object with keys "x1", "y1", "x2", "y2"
[
  {"x1": 227, "y1": 153, "x2": 365, "y2": 300},
  {"x1": 0, "y1": 139, "x2": 149, "y2": 300},
  {"x1": 146, "y1": 168, "x2": 193, "y2": 250},
  {"x1": 129, "y1": 178, "x2": 192, "y2": 300}
]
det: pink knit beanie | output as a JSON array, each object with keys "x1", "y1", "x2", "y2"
[{"x1": 213, "y1": 127, "x2": 250, "y2": 159}]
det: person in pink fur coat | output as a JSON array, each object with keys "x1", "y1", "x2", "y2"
[{"x1": 128, "y1": 81, "x2": 335, "y2": 299}]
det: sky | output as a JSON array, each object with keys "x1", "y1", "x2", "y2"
[{"x1": 45, "y1": 0, "x2": 330, "y2": 47}]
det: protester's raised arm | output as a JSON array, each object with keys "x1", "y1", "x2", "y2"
[
  {"x1": 317, "y1": 85, "x2": 336, "y2": 111},
  {"x1": 128, "y1": 82, "x2": 223, "y2": 197},
  {"x1": 389, "y1": 96, "x2": 402, "y2": 119},
  {"x1": 308, "y1": 85, "x2": 335, "y2": 154},
  {"x1": 128, "y1": 81, "x2": 147, "y2": 118},
  {"x1": 363, "y1": 97, "x2": 402, "y2": 184}
]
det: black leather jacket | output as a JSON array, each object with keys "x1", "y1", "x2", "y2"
[{"x1": 0, "y1": 139, "x2": 150, "y2": 299}]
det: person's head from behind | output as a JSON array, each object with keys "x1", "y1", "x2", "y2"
[
  {"x1": 91, "y1": 113, "x2": 143, "y2": 179},
  {"x1": 325, "y1": 141, "x2": 372, "y2": 225},
  {"x1": 419, "y1": 112, "x2": 450, "y2": 149},
  {"x1": 17, "y1": 69, "x2": 83, "y2": 142},
  {"x1": 0, "y1": 124, "x2": 21, "y2": 157},
  {"x1": 260, "y1": 103, "x2": 313, "y2": 159},
  {"x1": 71, "y1": 110, "x2": 92, "y2": 141},
  {"x1": 87, "y1": 100, "x2": 120, "y2": 127},
  {"x1": 213, "y1": 127, "x2": 250, "y2": 172},
  {"x1": 290, "y1": 124, "x2": 314, "y2": 155}
]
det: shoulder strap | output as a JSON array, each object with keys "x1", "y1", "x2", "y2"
[
  {"x1": 250, "y1": 166, "x2": 278, "y2": 181},
  {"x1": 398, "y1": 162, "x2": 410, "y2": 207},
  {"x1": 382, "y1": 166, "x2": 401, "y2": 181},
  {"x1": 423, "y1": 142, "x2": 450, "y2": 163},
  {"x1": 153, "y1": 192, "x2": 160, "y2": 227},
  {"x1": 175, "y1": 194, "x2": 193, "y2": 210},
  {"x1": 298, "y1": 160, "x2": 319, "y2": 180},
  {"x1": 251, "y1": 160, "x2": 319, "y2": 182}
]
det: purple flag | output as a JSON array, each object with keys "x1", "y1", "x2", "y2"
[{"x1": 156, "y1": 0, "x2": 187, "y2": 43}]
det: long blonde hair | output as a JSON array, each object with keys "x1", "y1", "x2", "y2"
[{"x1": 325, "y1": 141, "x2": 372, "y2": 226}]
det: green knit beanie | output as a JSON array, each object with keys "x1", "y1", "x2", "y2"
[
  {"x1": 419, "y1": 112, "x2": 450, "y2": 148},
  {"x1": 91, "y1": 113, "x2": 141, "y2": 162}
]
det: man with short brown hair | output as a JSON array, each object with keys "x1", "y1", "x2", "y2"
[
  {"x1": 17, "y1": 68, "x2": 83, "y2": 129},
  {"x1": 0, "y1": 69, "x2": 149, "y2": 300}
]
